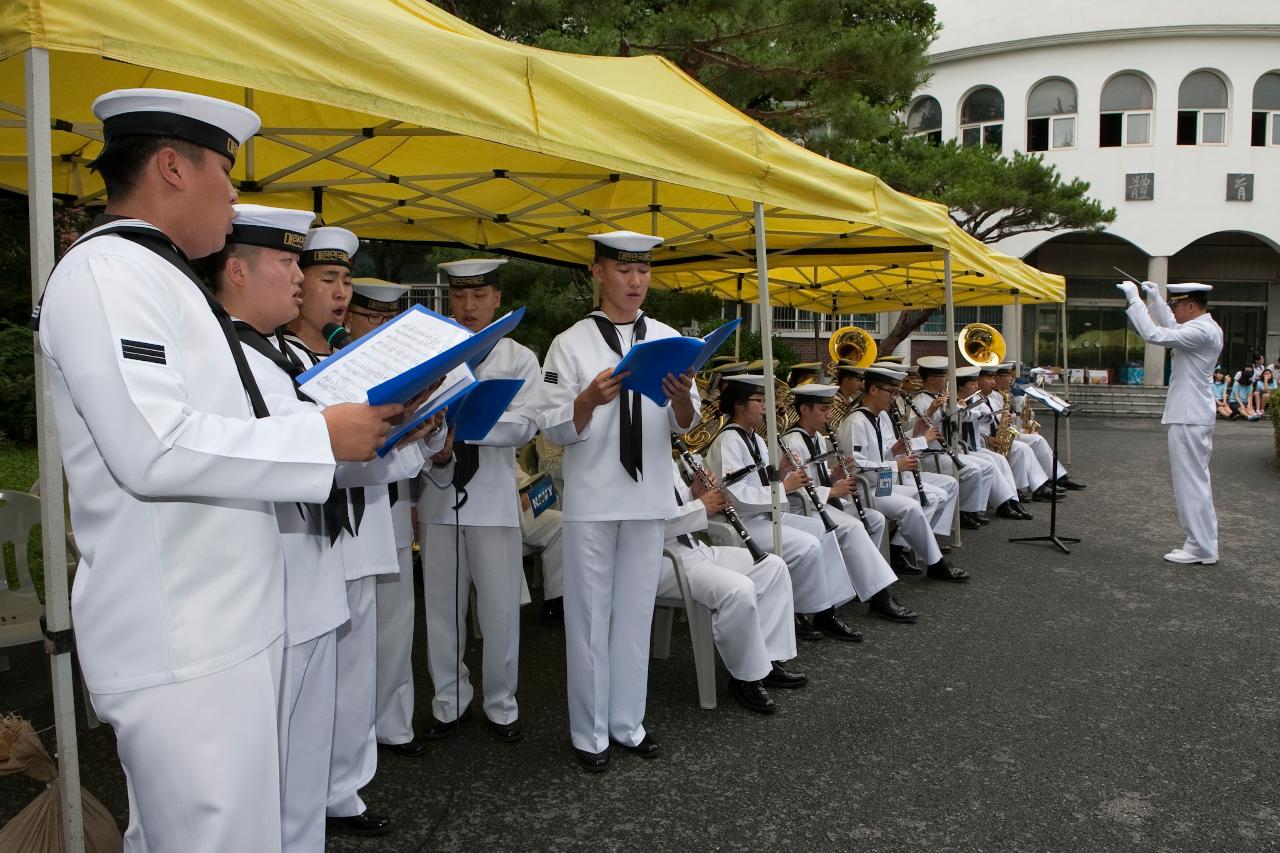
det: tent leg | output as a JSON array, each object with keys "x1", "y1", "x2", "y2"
[
  {"x1": 942, "y1": 252, "x2": 959, "y2": 547},
  {"x1": 734, "y1": 275, "x2": 743, "y2": 361},
  {"x1": 753, "y1": 203, "x2": 783, "y2": 556},
  {"x1": 26, "y1": 46, "x2": 85, "y2": 853},
  {"x1": 1060, "y1": 299, "x2": 1071, "y2": 465}
]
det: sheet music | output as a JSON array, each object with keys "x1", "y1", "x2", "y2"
[{"x1": 1024, "y1": 384, "x2": 1072, "y2": 414}]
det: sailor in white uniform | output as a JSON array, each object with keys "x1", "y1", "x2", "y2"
[
  {"x1": 839, "y1": 367, "x2": 970, "y2": 582},
  {"x1": 993, "y1": 363, "x2": 1086, "y2": 491},
  {"x1": 705, "y1": 375, "x2": 861, "y2": 642},
  {"x1": 420, "y1": 259, "x2": 541, "y2": 743},
  {"x1": 211, "y1": 207, "x2": 434, "y2": 851},
  {"x1": 536, "y1": 231, "x2": 698, "y2": 771},
  {"x1": 780, "y1": 384, "x2": 919, "y2": 623},
  {"x1": 1118, "y1": 281, "x2": 1224, "y2": 564},
  {"x1": 665, "y1": 458, "x2": 802, "y2": 714},
  {"x1": 37, "y1": 90, "x2": 397, "y2": 853},
  {"x1": 516, "y1": 458, "x2": 566, "y2": 620},
  {"x1": 976, "y1": 366, "x2": 1055, "y2": 501},
  {"x1": 953, "y1": 367, "x2": 1034, "y2": 520}
]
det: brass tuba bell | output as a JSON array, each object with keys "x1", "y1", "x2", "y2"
[
  {"x1": 827, "y1": 326, "x2": 877, "y2": 373},
  {"x1": 957, "y1": 323, "x2": 1006, "y2": 367}
]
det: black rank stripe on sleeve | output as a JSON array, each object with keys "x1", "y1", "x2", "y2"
[
  {"x1": 120, "y1": 339, "x2": 167, "y2": 365},
  {"x1": 544, "y1": 370, "x2": 559, "y2": 385}
]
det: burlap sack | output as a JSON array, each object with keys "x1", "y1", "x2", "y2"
[{"x1": 0, "y1": 715, "x2": 121, "y2": 853}]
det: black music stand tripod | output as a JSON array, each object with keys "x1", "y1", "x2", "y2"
[{"x1": 1009, "y1": 395, "x2": 1079, "y2": 555}]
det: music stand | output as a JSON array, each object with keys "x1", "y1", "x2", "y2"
[{"x1": 1009, "y1": 385, "x2": 1080, "y2": 555}]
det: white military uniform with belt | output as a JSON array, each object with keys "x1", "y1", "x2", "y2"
[
  {"x1": 1121, "y1": 281, "x2": 1223, "y2": 563},
  {"x1": 982, "y1": 385, "x2": 1051, "y2": 492},
  {"x1": 374, "y1": 478, "x2": 417, "y2": 746},
  {"x1": 907, "y1": 384, "x2": 1003, "y2": 512},
  {"x1": 36, "y1": 91, "x2": 335, "y2": 853}
]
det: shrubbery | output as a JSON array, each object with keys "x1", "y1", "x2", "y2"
[{"x1": 0, "y1": 320, "x2": 36, "y2": 443}]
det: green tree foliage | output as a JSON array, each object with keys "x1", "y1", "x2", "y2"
[{"x1": 0, "y1": 320, "x2": 37, "y2": 443}]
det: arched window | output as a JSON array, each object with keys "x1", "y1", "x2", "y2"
[
  {"x1": 1100, "y1": 73, "x2": 1153, "y2": 147},
  {"x1": 1252, "y1": 72, "x2": 1280, "y2": 147},
  {"x1": 1027, "y1": 78, "x2": 1077, "y2": 151},
  {"x1": 1177, "y1": 70, "x2": 1228, "y2": 145},
  {"x1": 907, "y1": 96, "x2": 942, "y2": 145},
  {"x1": 960, "y1": 87, "x2": 1003, "y2": 149}
]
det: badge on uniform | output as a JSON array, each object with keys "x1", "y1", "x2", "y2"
[
  {"x1": 876, "y1": 469, "x2": 894, "y2": 497},
  {"x1": 543, "y1": 370, "x2": 558, "y2": 385},
  {"x1": 120, "y1": 339, "x2": 166, "y2": 365}
]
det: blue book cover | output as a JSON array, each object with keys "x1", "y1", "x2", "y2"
[
  {"x1": 377, "y1": 377, "x2": 477, "y2": 457},
  {"x1": 611, "y1": 318, "x2": 741, "y2": 406},
  {"x1": 445, "y1": 378, "x2": 525, "y2": 442}
]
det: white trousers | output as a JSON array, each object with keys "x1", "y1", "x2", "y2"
[
  {"x1": 925, "y1": 452, "x2": 991, "y2": 513},
  {"x1": 873, "y1": 489, "x2": 943, "y2": 566},
  {"x1": 374, "y1": 546, "x2": 416, "y2": 745},
  {"x1": 1017, "y1": 431, "x2": 1067, "y2": 479},
  {"x1": 1168, "y1": 424, "x2": 1218, "y2": 558},
  {"x1": 824, "y1": 506, "x2": 896, "y2": 601},
  {"x1": 970, "y1": 448, "x2": 1019, "y2": 507},
  {"x1": 563, "y1": 519, "x2": 664, "y2": 753},
  {"x1": 93, "y1": 638, "x2": 285, "y2": 853},
  {"x1": 282, "y1": 632, "x2": 337, "y2": 853},
  {"x1": 523, "y1": 507, "x2": 565, "y2": 600},
  {"x1": 423, "y1": 524, "x2": 523, "y2": 725},
  {"x1": 741, "y1": 512, "x2": 855, "y2": 614},
  {"x1": 327, "y1": 577, "x2": 377, "y2": 819},
  {"x1": 659, "y1": 545, "x2": 796, "y2": 682}
]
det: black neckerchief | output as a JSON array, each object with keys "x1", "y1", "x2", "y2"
[
  {"x1": 587, "y1": 311, "x2": 646, "y2": 481},
  {"x1": 671, "y1": 487, "x2": 695, "y2": 547},
  {"x1": 724, "y1": 424, "x2": 769, "y2": 485},
  {"x1": 793, "y1": 426, "x2": 842, "y2": 510},
  {"x1": 451, "y1": 345, "x2": 496, "y2": 495},
  {"x1": 854, "y1": 407, "x2": 885, "y2": 461}
]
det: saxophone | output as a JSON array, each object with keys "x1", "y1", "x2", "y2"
[
  {"x1": 989, "y1": 391, "x2": 1019, "y2": 457},
  {"x1": 1020, "y1": 397, "x2": 1041, "y2": 435}
]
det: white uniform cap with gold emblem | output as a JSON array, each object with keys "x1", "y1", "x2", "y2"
[
  {"x1": 875, "y1": 354, "x2": 905, "y2": 364},
  {"x1": 588, "y1": 231, "x2": 664, "y2": 263},
  {"x1": 227, "y1": 204, "x2": 315, "y2": 253},
  {"x1": 1167, "y1": 283, "x2": 1212, "y2": 303},
  {"x1": 995, "y1": 362, "x2": 1018, "y2": 374},
  {"x1": 791, "y1": 383, "x2": 839, "y2": 403},
  {"x1": 438, "y1": 258, "x2": 508, "y2": 289},
  {"x1": 91, "y1": 88, "x2": 260, "y2": 166},
  {"x1": 870, "y1": 360, "x2": 908, "y2": 372},
  {"x1": 864, "y1": 366, "x2": 908, "y2": 382},
  {"x1": 301, "y1": 226, "x2": 359, "y2": 269},
  {"x1": 914, "y1": 355, "x2": 951, "y2": 375},
  {"x1": 708, "y1": 361, "x2": 750, "y2": 376},
  {"x1": 351, "y1": 278, "x2": 410, "y2": 313},
  {"x1": 955, "y1": 365, "x2": 981, "y2": 379},
  {"x1": 724, "y1": 374, "x2": 769, "y2": 389}
]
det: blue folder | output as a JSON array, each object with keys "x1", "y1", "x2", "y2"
[
  {"x1": 610, "y1": 318, "x2": 741, "y2": 406},
  {"x1": 377, "y1": 378, "x2": 477, "y2": 457},
  {"x1": 296, "y1": 305, "x2": 526, "y2": 406},
  {"x1": 445, "y1": 378, "x2": 525, "y2": 442}
]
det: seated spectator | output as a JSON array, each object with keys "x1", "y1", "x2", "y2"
[
  {"x1": 1212, "y1": 369, "x2": 1233, "y2": 419},
  {"x1": 1228, "y1": 366, "x2": 1260, "y2": 421},
  {"x1": 1257, "y1": 368, "x2": 1277, "y2": 413}
]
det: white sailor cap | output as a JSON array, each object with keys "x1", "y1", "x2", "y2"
[
  {"x1": 978, "y1": 364, "x2": 1000, "y2": 375},
  {"x1": 351, "y1": 278, "x2": 410, "y2": 312},
  {"x1": 995, "y1": 362, "x2": 1018, "y2": 374},
  {"x1": 834, "y1": 360, "x2": 865, "y2": 376},
  {"x1": 724, "y1": 374, "x2": 769, "y2": 389},
  {"x1": 869, "y1": 360, "x2": 907, "y2": 372},
  {"x1": 791, "y1": 383, "x2": 839, "y2": 402},
  {"x1": 955, "y1": 365, "x2": 981, "y2": 379},
  {"x1": 589, "y1": 231, "x2": 664, "y2": 263},
  {"x1": 301, "y1": 226, "x2": 359, "y2": 269},
  {"x1": 708, "y1": 361, "x2": 751, "y2": 376},
  {"x1": 92, "y1": 88, "x2": 260, "y2": 166},
  {"x1": 439, "y1": 258, "x2": 508, "y2": 288},
  {"x1": 876, "y1": 354, "x2": 905, "y2": 364},
  {"x1": 1167, "y1": 283, "x2": 1212, "y2": 303},
  {"x1": 864, "y1": 366, "x2": 907, "y2": 382},
  {"x1": 228, "y1": 204, "x2": 314, "y2": 253},
  {"x1": 915, "y1": 356, "x2": 951, "y2": 373}
]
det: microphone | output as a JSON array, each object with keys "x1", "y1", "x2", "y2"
[{"x1": 321, "y1": 322, "x2": 353, "y2": 349}]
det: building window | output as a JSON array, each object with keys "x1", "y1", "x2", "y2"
[
  {"x1": 770, "y1": 309, "x2": 879, "y2": 335},
  {"x1": 920, "y1": 306, "x2": 1002, "y2": 335},
  {"x1": 1252, "y1": 72, "x2": 1280, "y2": 147},
  {"x1": 1177, "y1": 70, "x2": 1229, "y2": 146},
  {"x1": 826, "y1": 314, "x2": 879, "y2": 333},
  {"x1": 960, "y1": 87, "x2": 1004, "y2": 149},
  {"x1": 1027, "y1": 78, "x2": 1078, "y2": 151},
  {"x1": 1099, "y1": 73, "x2": 1153, "y2": 147},
  {"x1": 907, "y1": 97, "x2": 942, "y2": 144}
]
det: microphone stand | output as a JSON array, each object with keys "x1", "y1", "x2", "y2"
[{"x1": 1009, "y1": 400, "x2": 1080, "y2": 555}]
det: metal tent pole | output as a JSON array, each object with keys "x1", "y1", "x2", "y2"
[
  {"x1": 26, "y1": 46, "x2": 85, "y2": 853},
  {"x1": 1060, "y1": 299, "x2": 1071, "y2": 465},
  {"x1": 734, "y1": 274, "x2": 743, "y2": 360},
  {"x1": 942, "y1": 252, "x2": 960, "y2": 546},
  {"x1": 753, "y1": 203, "x2": 783, "y2": 555}
]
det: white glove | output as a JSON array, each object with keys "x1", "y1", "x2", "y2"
[
  {"x1": 1115, "y1": 281, "x2": 1139, "y2": 303},
  {"x1": 1140, "y1": 281, "x2": 1160, "y2": 300}
]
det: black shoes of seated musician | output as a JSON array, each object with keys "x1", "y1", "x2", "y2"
[
  {"x1": 1031, "y1": 484, "x2": 1067, "y2": 502},
  {"x1": 973, "y1": 512, "x2": 991, "y2": 525},
  {"x1": 927, "y1": 557, "x2": 970, "y2": 582},
  {"x1": 1057, "y1": 475, "x2": 1087, "y2": 490},
  {"x1": 996, "y1": 500, "x2": 1033, "y2": 520},
  {"x1": 763, "y1": 661, "x2": 808, "y2": 689},
  {"x1": 812, "y1": 608, "x2": 864, "y2": 642},
  {"x1": 611, "y1": 733, "x2": 662, "y2": 758},
  {"x1": 423, "y1": 706, "x2": 471, "y2": 740},
  {"x1": 868, "y1": 589, "x2": 918, "y2": 623},
  {"x1": 728, "y1": 678, "x2": 777, "y2": 714},
  {"x1": 539, "y1": 596, "x2": 564, "y2": 623},
  {"x1": 960, "y1": 511, "x2": 984, "y2": 530},
  {"x1": 889, "y1": 545, "x2": 923, "y2": 576},
  {"x1": 489, "y1": 718, "x2": 523, "y2": 743},
  {"x1": 575, "y1": 747, "x2": 610, "y2": 773},
  {"x1": 794, "y1": 614, "x2": 825, "y2": 641},
  {"x1": 378, "y1": 737, "x2": 428, "y2": 757},
  {"x1": 327, "y1": 811, "x2": 392, "y2": 837}
]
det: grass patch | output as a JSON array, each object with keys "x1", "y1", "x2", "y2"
[{"x1": 0, "y1": 441, "x2": 45, "y2": 601}]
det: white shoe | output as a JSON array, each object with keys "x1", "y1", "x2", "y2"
[{"x1": 1163, "y1": 549, "x2": 1218, "y2": 565}]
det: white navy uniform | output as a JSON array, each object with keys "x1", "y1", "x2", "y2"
[
  {"x1": 706, "y1": 426, "x2": 855, "y2": 613},
  {"x1": 979, "y1": 392, "x2": 1050, "y2": 493},
  {"x1": 374, "y1": 480, "x2": 417, "y2": 747},
  {"x1": 956, "y1": 403, "x2": 1020, "y2": 507},
  {"x1": 908, "y1": 391, "x2": 1000, "y2": 512},
  {"x1": 1003, "y1": 390, "x2": 1067, "y2": 480},
  {"x1": 39, "y1": 222, "x2": 337, "y2": 853},
  {"x1": 517, "y1": 462, "x2": 565, "y2": 601},
  {"x1": 537, "y1": 311, "x2": 698, "y2": 753},
  {"x1": 663, "y1": 463, "x2": 797, "y2": 681},
  {"x1": 1125, "y1": 291, "x2": 1223, "y2": 559},
  {"x1": 420, "y1": 337, "x2": 541, "y2": 725},
  {"x1": 839, "y1": 408, "x2": 949, "y2": 565},
  {"x1": 780, "y1": 428, "x2": 896, "y2": 602}
]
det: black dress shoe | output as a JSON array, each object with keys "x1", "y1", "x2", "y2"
[
  {"x1": 868, "y1": 589, "x2": 919, "y2": 623},
  {"x1": 995, "y1": 500, "x2": 1024, "y2": 520},
  {"x1": 960, "y1": 511, "x2": 982, "y2": 530},
  {"x1": 539, "y1": 596, "x2": 564, "y2": 623},
  {"x1": 1012, "y1": 501, "x2": 1034, "y2": 519},
  {"x1": 762, "y1": 661, "x2": 808, "y2": 689},
  {"x1": 728, "y1": 678, "x2": 777, "y2": 714},
  {"x1": 973, "y1": 512, "x2": 991, "y2": 525},
  {"x1": 378, "y1": 738, "x2": 427, "y2": 757},
  {"x1": 1056, "y1": 475, "x2": 1086, "y2": 490},
  {"x1": 812, "y1": 608, "x2": 864, "y2": 642},
  {"x1": 794, "y1": 614, "x2": 824, "y2": 641},
  {"x1": 927, "y1": 557, "x2": 970, "y2": 583},
  {"x1": 1031, "y1": 484, "x2": 1066, "y2": 502},
  {"x1": 612, "y1": 734, "x2": 662, "y2": 759},
  {"x1": 489, "y1": 718, "x2": 523, "y2": 743},
  {"x1": 423, "y1": 707, "x2": 470, "y2": 740},
  {"x1": 889, "y1": 545, "x2": 923, "y2": 575},
  {"x1": 327, "y1": 812, "x2": 392, "y2": 837},
  {"x1": 575, "y1": 747, "x2": 610, "y2": 773}
]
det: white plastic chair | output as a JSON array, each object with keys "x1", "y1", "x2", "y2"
[
  {"x1": 0, "y1": 490, "x2": 46, "y2": 670},
  {"x1": 651, "y1": 547, "x2": 717, "y2": 710}
]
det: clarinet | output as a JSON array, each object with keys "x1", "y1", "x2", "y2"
[
  {"x1": 824, "y1": 430, "x2": 869, "y2": 526},
  {"x1": 886, "y1": 407, "x2": 930, "y2": 508},
  {"x1": 903, "y1": 393, "x2": 965, "y2": 470},
  {"x1": 780, "y1": 443, "x2": 840, "y2": 533},
  {"x1": 673, "y1": 438, "x2": 769, "y2": 564}
]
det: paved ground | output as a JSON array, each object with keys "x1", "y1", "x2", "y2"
[{"x1": 3, "y1": 417, "x2": 1278, "y2": 852}]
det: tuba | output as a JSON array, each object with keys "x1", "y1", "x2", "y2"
[
  {"x1": 957, "y1": 323, "x2": 1006, "y2": 367},
  {"x1": 827, "y1": 326, "x2": 877, "y2": 376}
]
